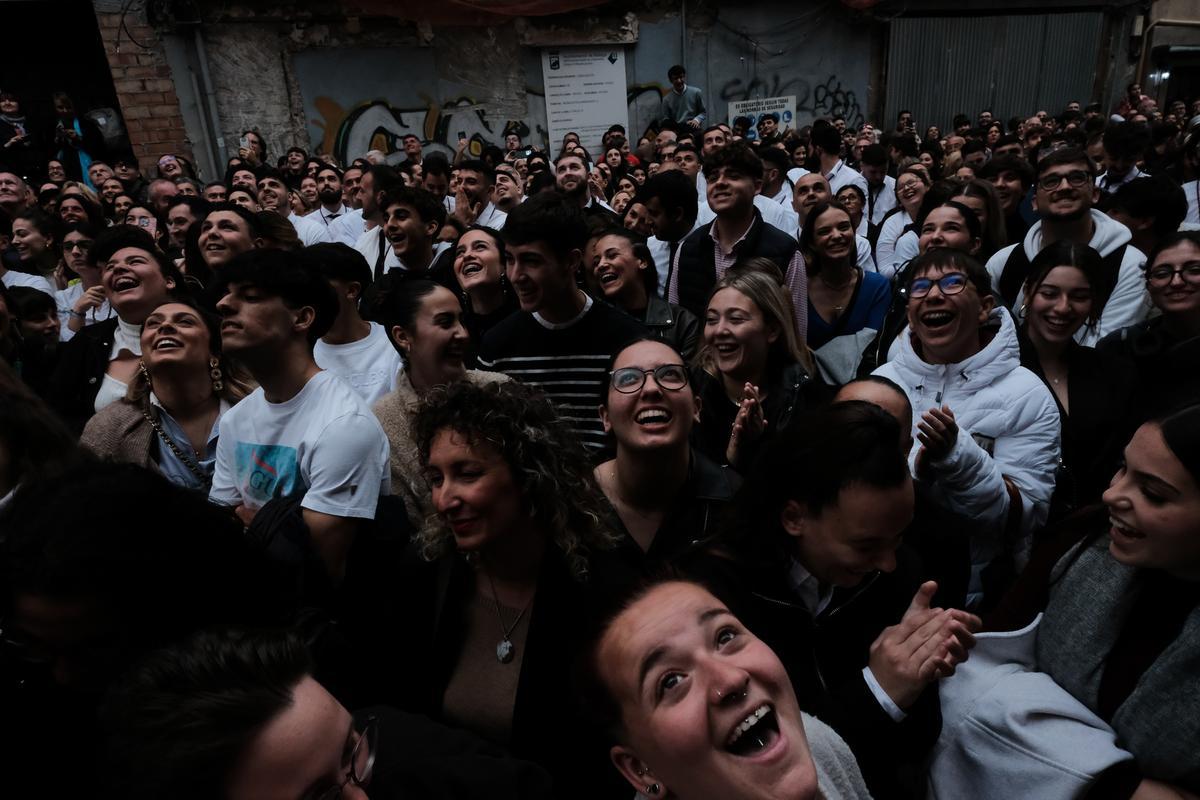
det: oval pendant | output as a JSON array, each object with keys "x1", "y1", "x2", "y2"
[{"x1": 496, "y1": 638, "x2": 514, "y2": 663}]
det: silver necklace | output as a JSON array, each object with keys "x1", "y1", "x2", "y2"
[{"x1": 483, "y1": 566, "x2": 531, "y2": 664}]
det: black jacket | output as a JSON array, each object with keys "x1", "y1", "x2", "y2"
[
  {"x1": 607, "y1": 447, "x2": 740, "y2": 569},
  {"x1": 689, "y1": 544, "x2": 942, "y2": 799},
  {"x1": 638, "y1": 294, "x2": 701, "y2": 361},
  {"x1": 348, "y1": 544, "x2": 633, "y2": 799},
  {"x1": 47, "y1": 317, "x2": 118, "y2": 434},
  {"x1": 1097, "y1": 317, "x2": 1200, "y2": 423},
  {"x1": 691, "y1": 360, "x2": 830, "y2": 469},
  {"x1": 673, "y1": 210, "x2": 798, "y2": 317}
]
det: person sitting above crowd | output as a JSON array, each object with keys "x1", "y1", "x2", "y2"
[
  {"x1": 874, "y1": 248, "x2": 1060, "y2": 606},
  {"x1": 451, "y1": 225, "x2": 517, "y2": 349},
  {"x1": 986, "y1": 147, "x2": 1148, "y2": 346},
  {"x1": 48, "y1": 225, "x2": 183, "y2": 432},
  {"x1": 1098, "y1": 231, "x2": 1200, "y2": 419},
  {"x1": 309, "y1": 243, "x2": 402, "y2": 406},
  {"x1": 372, "y1": 278, "x2": 507, "y2": 525},
  {"x1": 699, "y1": 400, "x2": 980, "y2": 797},
  {"x1": 352, "y1": 380, "x2": 627, "y2": 797},
  {"x1": 591, "y1": 227, "x2": 699, "y2": 360},
  {"x1": 478, "y1": 192, "x2": 644, "y2": 453},
  {"x1": 595, "y1": 338, "x2": 738, "y2": 565},
  {"x1": 80, "y1": 296, "x2": 251, "y2": 490},
  {"x1": 208, "y1": 249, "x2": 390, "y2": 583},
  {"x1": 692, "y1": 263, "x2": 826, "y2": 470},
  {"x1": 581, "y1": 577, "x2": 872, "y2": 800},
  {"x1": 1015, "y1": 241, "x2": 1138, "y2": 521}
]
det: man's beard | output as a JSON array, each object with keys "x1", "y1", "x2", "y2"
[
  {"x1": 319, "y1": 188, "x2": 341, "y2": 206},
  {"x1": 559, "y1": 179, "x2": 586, "y2": 199}
]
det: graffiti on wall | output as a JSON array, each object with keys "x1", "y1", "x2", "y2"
[
  {"x1": 720, "y1": 74, "x2": 863, "y2": 129},
  {"x1": 313, "y1": 95, "x2": 531, "y2": 166}
]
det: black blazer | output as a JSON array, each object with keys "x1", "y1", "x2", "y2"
[{"x1": 47, "y1": 317, "x2": 118, "y2": 435}]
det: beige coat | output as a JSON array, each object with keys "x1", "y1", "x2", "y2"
[
  {"x1": 80, "y1": 398, "x2": 156, "y2": 469},
  {"x1": 372, "y1": 368, "x2": 509, "y2": 525}
]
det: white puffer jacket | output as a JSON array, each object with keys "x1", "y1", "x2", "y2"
[
  {"x1": 874, "y1": 307, "x2": 1060, "y2": 603},
  {"x1": 984, "y1": 209, "x2": 1149, "y2": 346}
]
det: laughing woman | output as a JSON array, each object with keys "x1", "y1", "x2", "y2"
[
  {"x1": 48, "y1": 225, "x2": 184, "y2": 433},
  {"x1": 80, "y1": 298, "x2": 251, "y2": 489},
  {"x1": 452, "y1": 225, "x2": 517, "y2": 348},
  {"x1": 354, "y1": 379, "x2": 629, "y2": 798},
  {"x1": 581, "y1": 578, "x2": 871, "y2": 800}
]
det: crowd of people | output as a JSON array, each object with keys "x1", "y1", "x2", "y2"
[{"x1": 0, "y1": 67, "x2": 1199, "y2": 798}]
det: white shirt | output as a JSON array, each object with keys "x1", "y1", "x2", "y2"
[
  {"x1": 210, "y1": 370, "x2": 390, "y2": 518},
  {"x1": 1095, "y1": 166, "x2": 1146, "y2": 194},
  {"x1": 314, "y1": 323, "x2": 403, "y2": 406},
  {"x1": 353, "y1": 226, "x2": 400, "y2": 275},
  {"x1": 288, "y1": 212, "x2": 334, "y2": 246},
  {"x1": 327, "y1": 208, "x2": 366, "y2": 245},
  {"x1": 646, "y1": 236, "x2": 672, "y2": 297},
  {"x1": 56, "y1": 281, "x2": 113, "y2": 341},
  {"x1": 2, "y1": 269, "x2": 55, "y2": 298},
  {"x1": 1186, "y1": 179, "x2": 1200, "y2": 225},
  {"x1": 765, "y1": 184, "x2": 792, "y2": 206},
  {"x1": 389, "y1": 241, "x2": 451, "y2": 274},
  {"x1": 825, "y1": 159, "x2": 869, "y2": 197},
  {"x1": 866, "y1": 176, "x2": 898, "y2": 226},
  {"x1": 476, "y1": 202, "x2": 507, "y2": 229},
  {"x1": 696, "y1": 195, "x2": 799, "y2": 241},
  {"x1": 314, "y1": 203, "x2": 350, "y2": 228}
]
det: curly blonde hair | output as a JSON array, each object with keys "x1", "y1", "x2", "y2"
[{"x1": 412, "y1": 380, "x2": 617, "y2": 580}]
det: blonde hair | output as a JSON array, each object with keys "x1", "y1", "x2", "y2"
[
  {"x1": 696, "y1": 261, "x2": 816, "y2": 376},
  {"x1": 59, "y1": 181, "x2": 101, "y2": 207}
]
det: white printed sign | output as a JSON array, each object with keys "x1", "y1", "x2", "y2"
[
  {"x1": 728, "y1": 96, "x2": 797, "y2": 141},
  {"x1": 542, "y1": 47, "x2": 629, "y2": 157}
]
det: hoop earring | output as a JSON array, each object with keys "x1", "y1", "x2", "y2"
[{"x1": 209, "y1": 356, "x2": 224, "y2": 393}]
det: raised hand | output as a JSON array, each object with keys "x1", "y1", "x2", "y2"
[
  {"x1": 725, "y1": 383, "x2": 767, "y2": 467},
  {"x1": 917, "y1": 405, "x2": 959, "y2": 465}
]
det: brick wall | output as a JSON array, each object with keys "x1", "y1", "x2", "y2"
[{"x1": 94, "y1": 9, "x2": 194, "y2": 170}]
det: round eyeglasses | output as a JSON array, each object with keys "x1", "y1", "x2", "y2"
[
  {"x1": 312, "y1": 715, "x2": 378, "y2": 800},
  {"x1": 610, "y1": 364, "x2": 689, "y2": 394},
  {"x1": 908, "y1": 272, "x2": 969, "y2": 299}
]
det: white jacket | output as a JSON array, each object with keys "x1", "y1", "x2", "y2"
[
  {"x1": 874, "y1": 307, "x2": 1060, "y2": 602},
  {"x1": 984, "y1": 209, "x2": 1149, "y2": 346}
]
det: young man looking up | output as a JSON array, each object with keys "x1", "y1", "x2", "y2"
[
  {"x1": 312, "y1": 164, "x2": 349, "y2": 228},
  {"x1": 379, "y1": 186, "x2": 455, "y2": 289},
  {"x1": 492, "y1": 163, "x2": 524, "y2": 213},
  {"x1": 985, "y1": 147, "x2": 1148, "y2": 345},
  {"x1": 401, "y1": 133, "x2": 423, "y2": 166},
  {"x1": 211, "y1": 248, "x2": 390, "y2": 582},
  {"x1": 555, "y1": 152, "x2": 619, "y2": 225},
  {"x1": 350, "y1": 164, "x2": 403, "y2": 271},
  {"x1": 661, "y1": 64, "x2": 705, "y2": 129},
  {"x1": 309, "y1": 243, "x2": 402, "y2": 405},
  {"x1": 256, "y1": 168, "x2": 331, "y2": 247},
  {"x1": 669, "y1": 142, "x2": 809, "y2": 336},
  {"x1": 811, "y1": 121, "x2": 868, "y2": 197},
  {"x1": 859, "y1": 144, "x2": 896, "y2": 238},
  {"x1": 758, "y1": 146, "x2": 792, "y2": 205},
  {"x1": 479, "y1": 192, "x2": 644, "y2": 452}
]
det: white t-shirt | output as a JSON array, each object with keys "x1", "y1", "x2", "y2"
[
  {"x1": 314, "y1": 322, "x2": 403, "y2": 406},
  {"x1": 210, "y1": 370, "x2": 390, "y2": 519},
  {"x1": 2, "y1": 269, "x2": 55, "y2": 297},
  {"x1": 288, "y1": 212, "x2": 334, "y2": 246},
  {"x1": 354, "y1": 226, "x2": 400, "y2": 275},
  {"x1": 327, "y1": 208, "x2": 366, "y2": 246}
]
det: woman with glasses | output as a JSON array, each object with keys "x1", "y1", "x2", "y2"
[
  {"x1": 693, "y1": 263, "x2": 827, "y2": 471},
  {"x1": 834, "y1": 183, "x2": 867, "y2": 237},
  {"x1": 354, "y1": 380, "x2": 627, "y2": 797},
  {"x1": 1016, "y1": 242, "x2": 1138, "y2": 522},
  {"x1": 873, "y1": 248, "x2": 1060, "y2": 607},
  {"x1": 1099, "y1": 232, "x2": 1200, "y2": 419},
  {"x1": 55, "y1": 221, "x2": 111, "y2": 340},
  {"x1": 876, "y1": 166, "x2": 931, "y2": 279},
  {"x1": 102, "y1": 628, "x2": 553, "y2": 800},
  {"x1": 595, "y1": 338, "x2": 739, "y2": 566}
]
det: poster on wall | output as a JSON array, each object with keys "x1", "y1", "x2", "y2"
[
  {"x1": 541, "y1": 47, "x2": 629, "y2": 156},
  {"x1": 728, "y1": 96, "x2": 797, "y2": 141}
]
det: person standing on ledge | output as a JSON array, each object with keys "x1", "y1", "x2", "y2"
[{"x1": 661, "y1": 65, "x2": 706, "y2": 131}]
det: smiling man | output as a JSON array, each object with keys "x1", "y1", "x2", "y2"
[
  {"x1": 661, "y1": 65, "x2": 706, "y2": 129},
  {"x1": 255, "y1": 167, "x2": 332, "y2": 247},
  {"x1": 378, "y1": 186, "x2": 456, "y2": 290},
  {"x1": 198, "y1": 204, "x2": 263, "y2": 273},
  {"x1": 985, "y1": 147, "x2": 1148, "y2": 345},
  {"x1": 478, "y1": 192, "x2": 644, "y2": 452},
  {"x1": 211, "y1": 248, "x2": 389, "y2": 582}
]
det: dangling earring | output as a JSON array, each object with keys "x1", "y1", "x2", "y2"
[{"x1": 209, "y1": 356, "x2": 224, "y2": 393}]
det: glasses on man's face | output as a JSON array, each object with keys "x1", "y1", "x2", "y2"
[
  {"x1": 909, "y1": 272, "x2": 969, "y2": 299},
  {"x1": 610, "y1": 364, "x2": 689, "y2": 394},
  {"x1": 1037, "y1": 170, "x2": 1091, "y2": 192},
  {"x1": 1147, "y1": 262, "x2": 1200, "y2": 286},
  {"x1": 312, "y1": 715, "x2": 378, "y2": 800}
]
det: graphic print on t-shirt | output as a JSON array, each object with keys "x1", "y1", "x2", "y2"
[{"x1": 235, "y1": 442, "x2": 303, "y2": 505}]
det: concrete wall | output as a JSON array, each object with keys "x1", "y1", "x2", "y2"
[{"x1": 159, "y1": 0, "x2": 875, "y2": 172}]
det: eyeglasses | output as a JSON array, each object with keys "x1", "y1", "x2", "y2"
[
  {"x1": 312, "y1": 715, "x2": 378, "y2": 800},
  {"x1": 1037, "y1": 170, "x2": 1091, "y2": 192},
  {"x1": 610, "y1": 364, "x2": 689, "y2": 394},
  {"x1": 65, "y1": 240, "x2": 93, "y2": 252},
  {"x1": 1147, "y1": 263, "x2": 1200, "y2": 285},
  {"x1": 909, "y1": 272, "x2": 970, "y2": 299}
]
